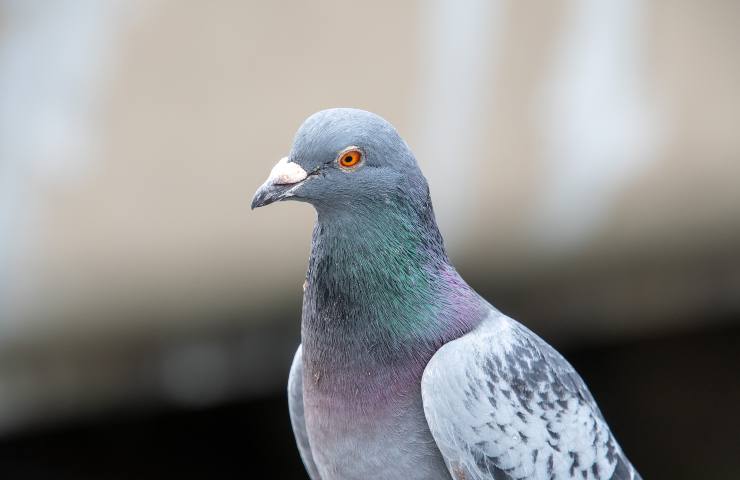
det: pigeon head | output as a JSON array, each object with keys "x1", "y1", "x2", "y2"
[
  {"x1": 252, "y1": 109, "x2": 485, "y2": 364},
  {"x1": 251, "y1": 108, "x2": 427, "y2": 216}
]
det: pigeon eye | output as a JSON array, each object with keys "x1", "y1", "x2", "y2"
[{"x1": 338, "y1": 148, "x2": 362, "y2": 168}]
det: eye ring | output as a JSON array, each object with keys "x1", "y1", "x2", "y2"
[{"x1": 337, "y1": 147, "x2": 363, "y2": 169}]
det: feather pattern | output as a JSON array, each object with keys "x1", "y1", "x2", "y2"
[{"x1": 421, "y1": 310, "x2": 641, "y2": 480}]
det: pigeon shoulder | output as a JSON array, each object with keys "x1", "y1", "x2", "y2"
[{"x1": 421, "y1": 310, "x2": 641, "y2": 480}]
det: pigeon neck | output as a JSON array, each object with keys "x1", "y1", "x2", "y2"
[{"x1": 301, "y1": 198, "x2": 487, "y2": 376}]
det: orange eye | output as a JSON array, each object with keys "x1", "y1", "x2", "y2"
[{"x1": 338, "y1": 149, "x2": 362, "y2": 168}]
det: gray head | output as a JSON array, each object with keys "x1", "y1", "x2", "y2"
[{"x1": 251, "y1": 108, "x2": 428, "y2": 216}]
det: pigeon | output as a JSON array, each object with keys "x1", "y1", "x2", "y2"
[{"x1": 251, "y1": 108, "x2": 641, "y2": 480}]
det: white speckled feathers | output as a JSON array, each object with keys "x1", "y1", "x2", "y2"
[{"x1": 421, "y1": 310, "x2": 641, "y2": 480}]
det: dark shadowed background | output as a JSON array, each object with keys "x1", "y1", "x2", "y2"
[{"x1": 1, "y1": 0, "x2": 739, "y2": 478}]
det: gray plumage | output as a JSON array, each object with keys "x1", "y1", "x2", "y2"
[
  {"x1": 252, "y1": 108, "x2": 641, "y2": 480},
  {"x1": 421, "y1": 311, "x2": 640, "y2": 480}
]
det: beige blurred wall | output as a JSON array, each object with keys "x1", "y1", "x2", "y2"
[{"x1": 3, "y1": 0, "x2": 739, "y2": 337}]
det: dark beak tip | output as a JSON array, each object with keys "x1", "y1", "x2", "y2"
[
  {"x1": 250, "y1": 191, "x2": 266, "y2": 210},
  {"x1": 250, "y1": 186, "x2": 265, "y2": 210},
  {"x1": 251, "y1": 182, "x2": 284, "y2": 210}
]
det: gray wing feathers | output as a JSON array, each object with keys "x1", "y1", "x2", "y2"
[
  {"x1": 421, "y1": 312, "x2": 640, "y2": 480},
  {"x1": 288, "y1": 345, "x2": 322, "y2": 480}
]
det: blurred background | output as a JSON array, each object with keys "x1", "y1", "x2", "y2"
[{"x1": 1, "y1": 0, "x2": 739, "y2": 478}]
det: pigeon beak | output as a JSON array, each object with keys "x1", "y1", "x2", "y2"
[{"x1": 251, "y1": 157, "x2": 309, "y2": 209}]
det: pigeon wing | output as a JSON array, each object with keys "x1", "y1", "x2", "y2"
[
  {"x1": 421, "y1": 311, "x2": 640, "y2": 480},
  {"x1": 288, "y1": 345, "x2": 322, "y2": 480}
]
